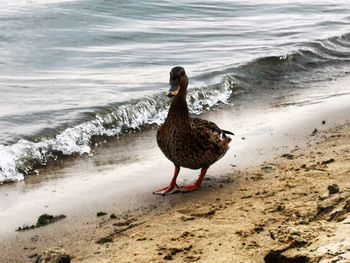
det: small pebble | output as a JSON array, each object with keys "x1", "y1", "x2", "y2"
[{"x1": 328, "y1": 184, "x2": 340, "y2": 195}]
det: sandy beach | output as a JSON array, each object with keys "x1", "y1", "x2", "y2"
[
  {"x1": 1, "y1": 77, "x2": 350, "y2": 262},
  {"x1": 2, "y1": 1, "x2": 350, "y2": 262},
  {"x1": 79, "y1": 122, "x2": 350, "y2": 263}
]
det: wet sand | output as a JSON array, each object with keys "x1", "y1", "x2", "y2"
[{"x1": 0, "y1": 78, "x2": 350, "y2": 262}]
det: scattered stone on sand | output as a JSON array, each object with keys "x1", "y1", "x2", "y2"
[
  {"x1": 96, "y1": 220, "x2": 145, "y2": 244},
  {"x1": 180, "y1": 215, "x2": 196, "y2": 221},
  {"x1": 35, "y1": 247, "x2": 71, "y2": 263},
  {"x1": 315, "y1": 189, "x2": 350, "y2": 221},
  {"x1": 264, "y1": 249, "x2": 310, "y2": 263},
  {"x1": 157, "y1": 243, "x2": 198, "y2": 262},
  {"x1": 113, "y1": 219, "x2": 133, "y2": 227},
  {"x1": 261, "y1": 165, "x2": 275, "y2": 173},
  {"x1": 264, "y1": 240, "x2": 310, "y2": 263},
  {"x1": 321, "y1": 158, "x2": 335, "y2": 165},
  {"x1": 281, "y1": 153, "x2": 294, "y2": 159},
  {"x1": 110, "y1": 213, "x2": 117, "y2": 219},
  {"x1": 327, "y1": 184, "x2": 340, "y2": 194},
  {"x1": 311, "y1": 128, "x2": 318, "y2": 136},
  {"x1": 31, "y1": 235, "x2": 39, "y2": 242},
  {"x1": 96, "y1": 236, "x2": 113, "y2": 244},
  {"x1": 241, "y1": 194, "x2": 253, "y2": 199},
  {"x1": 322, "y1": 120, "x2": 326, "y2": 125},
  {"x1": 177, "y1": 207, "x2": 216, "y2": 220}
]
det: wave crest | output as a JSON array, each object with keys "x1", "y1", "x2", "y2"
[{"x1": 0, "y1": 81, "x2": 232, "y2": 183}]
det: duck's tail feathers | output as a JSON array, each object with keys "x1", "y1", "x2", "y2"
[
  {"x1": 221, "y1": 129, "x2": 234, "y2": 143},
  {"x1": 222, "y1": 129, "x2": 234, "y2": 136}
]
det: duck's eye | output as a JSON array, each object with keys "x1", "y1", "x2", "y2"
[{"x1": 181, "y1": 70, "x2": 185, "y2": 76}]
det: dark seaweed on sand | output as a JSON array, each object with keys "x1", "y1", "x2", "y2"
[
  {"x1": 96, "y1": 236, "x2": 113, "y2": 244},
  {"x1": 110, "y1": 213, "x2": 117, "y2": 219},
  {"x1": 16, "y1": 214, "x2": 66, "y2": 232},
  {"x1": 96, "y1": 211, "x2": 107, "y2": 217}
]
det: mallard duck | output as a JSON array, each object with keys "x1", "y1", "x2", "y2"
[{"x1": 154, "y1": 66, "x2": 234, "y2": 195}]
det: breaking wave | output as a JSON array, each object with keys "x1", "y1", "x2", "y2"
[
  {"x1": 1, "y1": 32, "x2": 350, "y2": 183},
  {"x1": 0, "y1": 81, "x2": 232, "y2": 183}
]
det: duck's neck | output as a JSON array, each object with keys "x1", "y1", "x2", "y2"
[
  {"x1": 167, "y1": 86, "x2": 189, "y2": 120},
  {"x1": 168, "y1": 96, "x2": 189, "y2": 118}
]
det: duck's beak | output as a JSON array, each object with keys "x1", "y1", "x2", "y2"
[{"x1": 167, "y1": 83, "x2": 180, "y2": 97}]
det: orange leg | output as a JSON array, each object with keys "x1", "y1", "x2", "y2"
[
  {"x1": 153, "y1": 165, "x2": 181, "y2": 195},
  {"x1": 179, "y1": 167, "x2": 208, "y2": 192}
]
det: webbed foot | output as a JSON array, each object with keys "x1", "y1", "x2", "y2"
[{"x1": 153, "y1": 184, "x2": 180, "y2": 195}]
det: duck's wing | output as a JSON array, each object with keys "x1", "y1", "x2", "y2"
[
  {"x1": 188, "y1": 117, "x2": 233, "y2": 168},
  {"x1": 191, "y1": 118, "x2": 234, "y2": 142}
]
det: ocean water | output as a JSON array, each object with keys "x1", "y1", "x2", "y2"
[{"x1": 1, "y1": 0, "x2": 350, "y2": 183}]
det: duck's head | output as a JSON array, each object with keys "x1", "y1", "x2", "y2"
[{"x1": 167, "y1": 66, "x2": 188, "y2": 98}]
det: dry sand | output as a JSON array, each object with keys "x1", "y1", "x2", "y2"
[
  {"x1": 75, "y1": 123, "x2": 350, "y2": 263},
  {"x1": 4, "y1": 122, "x2": 349, "y2": 263}
]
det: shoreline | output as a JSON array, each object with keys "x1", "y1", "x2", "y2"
[{"x1": 1, "y1": 78, "x2": 350, "y2": 262}]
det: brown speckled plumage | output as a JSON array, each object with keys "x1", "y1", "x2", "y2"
[{"x1": 157, "y1": 67, "x2": 232, "y2": 171}]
